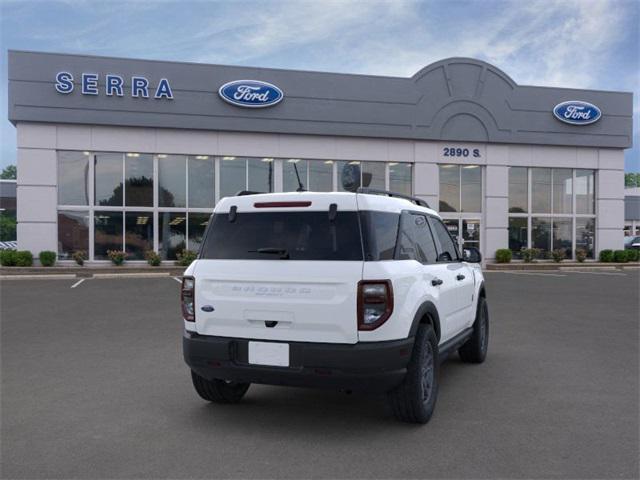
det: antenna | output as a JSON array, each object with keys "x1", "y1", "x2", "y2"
[{"x1": 293, "y1": 163, "x2": 306, "y2": 192}]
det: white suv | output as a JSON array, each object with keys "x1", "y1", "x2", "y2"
[{"x1": 182, "y1": 189, "x2": 488, "y2": 424}]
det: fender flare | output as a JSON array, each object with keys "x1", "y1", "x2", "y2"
[
  {"x1": 478, "y1": 280, "x2": 486, "y2": 299},
  {"x1": 408, "y1": 301, "x2": 442, "y2": 341}
]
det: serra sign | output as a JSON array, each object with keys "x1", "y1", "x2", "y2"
[{"x1": 55, "y1": 72, "x2": 174, "y2": 99}]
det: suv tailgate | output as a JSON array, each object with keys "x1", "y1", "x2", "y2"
[
  {"x1": 193, "y1": 193, "x2": 363, "y2": 344},
  {"x1": 194, "y1": 260, "x2": 361, "y2": 343}
]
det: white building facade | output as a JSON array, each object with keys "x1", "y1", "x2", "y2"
[{"x1": 8, "y1": 51, "x2": 633, "y2": 262}]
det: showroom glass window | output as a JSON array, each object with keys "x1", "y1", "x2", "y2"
[
  {"x1": 575, "y1": 170, "x2": 595, "y2": 214},
  {"x1": 125, "y1": 212, "x2": 153, "y2": 260},
  {"x1": 219, "y1": 157, "x2": 273, "y2": 198},
  {"x1": 95, "y1": 152, "x2": 123, "y2": 206},
  {"x1": 336, "y1": 160, "x2": 387, "y2": 192},
  {"x1": 94, "y1": 211, "x2": 123, "y2": 260},
  {"x1": 283, "y1": 159, "x2": 308, "y2": 192},
  {"x1": 309, "y1": 160, "x2": 334, "y2": 191},
  {"x1": 284, "y1": 159, "x2": 335, "y2": 193},
  {"x1": 188, "y1": 156, "x2": 215, "y2": 208},
  {"x1": 508, "y1": 167, "x2": 527, "y2": 213},
  {"x1": 188, "y1": 213, "x2": 211, "y2": 251},
  {"x1": 531, "y1": 168, "x2": 551, "y2": 213},
  {"x1": 58, "y1": 210, "x2": 89, "y2": 259},
  {"x1": 361, "y1": 162, "x2": 385, "y2": 190},
  {"x1": 438, "y1": 165, "x2": 482, "y2": 213},
  {"x1": 124, "y1": 153, "x2": 153, "y2": 207},
  {"x1": 56, "y1": 152, "x2": 412, "y2": 261},
  {"x1": 389, "y1": 163, "x2": 412, "y2": 196},
  {"x1": 508, "y1": 168, "x2": 596, "y2": 259},
  {"x1": 158, "y1": 155, "x2": 186, "y2": 208},
  {"x1": 58, "y1": 151, "x2": 90, "y2": 205},
  {"x1": 159, "y1": 212, "x2": 186, "y2": 260}
]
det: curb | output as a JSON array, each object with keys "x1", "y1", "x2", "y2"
[
  {"x1": 0, "y1": 266, "x2": 186, "y2": 278},
  {"x1": 486, "y1": 262, "x2": 637, "y2": 271},
  {"x1": 0, "y1": 274, "x2": 78, "y2": 280}
]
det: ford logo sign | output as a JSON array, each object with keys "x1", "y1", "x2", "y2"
[
  {"x1": 218, "y1": 80, "x2": 283, "y2": 108},
  {"x1": 553, "y1": 101, "x2": 601, "y2": 125}
]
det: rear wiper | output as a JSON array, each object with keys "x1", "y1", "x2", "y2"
[{"x1": 249, "y1": 247, "x2": 290, "y2": 259}]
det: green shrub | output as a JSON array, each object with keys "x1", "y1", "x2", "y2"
[
  {"x1": 599, "y1": 249, "x2": 614, "y2": 262},
  {"x1": 15, "y1": 250, "x2": 33, "y2": 267},
  {"x1": 107, "y1": 250, "x2": 127, "y2": 266},
  {"x1": 613, "y1": 250, "x2": 628, "y2": 263},
  {"x1": 626, "y1": 249, "x2": 639, "y2": 262},
  {"x1": 551, "y1": 249, "x2": 565, "y2": 263},
  {"x1": 575, "y1": 249, "x2": 588, "y2": 263},
  {"x1": 145, "y1": 250, "x2": 161, "y2": 266},
  {"x1": 175, "y1": 249, "x2": 197, "y2": 267},
  {"x1": 521, "y1": 248, "x2": 534, "y2": 263},
  {"x1": 72, "y1": 250, "x2": 87, "y2": 266},
  {"x1": 539, "y1": 249, "x2": 552, "y2": 260},
  {"x1": 495, "y1": 249, "x2": 512, "y2": 263},
  {"x1": 0, "y1": 249, "x2": 17, "y2": 266},
  {"x1": 39, "y1": 250, "x2": 56, "y2": 267}
]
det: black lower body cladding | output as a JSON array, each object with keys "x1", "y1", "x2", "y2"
[{"x1": 183, "y1": 331, "x2": 414, "y2": 393}]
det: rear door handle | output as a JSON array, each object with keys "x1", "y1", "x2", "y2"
[
  {"x1": 456, "y1": 274, "x2": 465, "y2": 281},
  {"x1": 431, "y1": 278, "x2": 443, "y2": 286}
]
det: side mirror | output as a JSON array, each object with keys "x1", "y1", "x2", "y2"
[{"x1": 463, "y1": 247, "x2": 482, "y2": 263}]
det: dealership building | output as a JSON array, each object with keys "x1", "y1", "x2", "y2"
[{"x1": 7, "y1": 50, "x2": 633, "y2": 262}]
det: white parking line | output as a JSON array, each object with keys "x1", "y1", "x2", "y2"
[
  {"x1": 173, "y1": 276, "x2": 182, "y2": 283},
  {"x1": 70, "y1": 278, "x2": 86, "y2": 288},
  {"x1": 567, "y1": 270, "x2": 627, "y2": 276}
]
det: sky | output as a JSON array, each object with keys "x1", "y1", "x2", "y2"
[{"x1": 0, "y1": 0, "x2": 638, "y2": 171}]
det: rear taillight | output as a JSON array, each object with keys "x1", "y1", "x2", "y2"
[
  {"x1": 181, "y1": 276, "x2": 195, "y2": 322},
  {"x1": 357, "y1": 280, "x2": 393, "y2": 330}
]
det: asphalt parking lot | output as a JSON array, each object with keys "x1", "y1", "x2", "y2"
[{"x1": 1, "y1": 270, "x2": 639, "y2": 479}]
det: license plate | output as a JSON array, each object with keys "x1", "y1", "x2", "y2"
[{"x1": 248, "y1": 341, "x2": 290, "y2": 367}]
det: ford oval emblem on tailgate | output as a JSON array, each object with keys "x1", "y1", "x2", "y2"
[{"x1": 201, "y1": 305, "x2": 215, "y2": 312}]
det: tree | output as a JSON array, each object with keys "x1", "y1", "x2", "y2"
[
  {"x1": 625, "y1": 172, "x2": 640, "y2": 188},
  {"x1": 0, "y1": 213, "x2": 16, "y2": 241},
  {"x1": 0, "y1": 165, "x2": 16, "y2": 180}
]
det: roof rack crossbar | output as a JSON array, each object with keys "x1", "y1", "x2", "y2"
[{"x1": 356, "y1": 187, "x2": 430, "y2": 209}]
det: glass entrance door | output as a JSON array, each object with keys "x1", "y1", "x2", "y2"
[{"x1": 442, "y1": 218, "x2": 481, "y2": 255}]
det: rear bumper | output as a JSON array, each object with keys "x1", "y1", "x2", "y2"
[{"x1": 183, "y1": 331, "x2": 414, "y2": 392}]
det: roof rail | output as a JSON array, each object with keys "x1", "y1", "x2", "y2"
[
  {"x1": 235, "y1": 190, "x2": 265, "y2": 196},
  {"x1": 356, "y1": 187, "x2": 430, "y2": 209}
]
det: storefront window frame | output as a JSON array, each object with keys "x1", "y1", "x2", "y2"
[
  {"x1": 507, "y1": 168, "x2": 597, "y2": 260},
  {"x1": 56, "y1": 151, "x2": 412, "y2": 262}
]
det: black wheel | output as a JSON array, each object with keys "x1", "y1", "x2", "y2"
[
  {"x1": 191, "y1": 371, "x2": 250, "y2": 404},
  {"x1": 458, "y1": 296, "x2": 489, "y2": 364},
  {"x1": 387, "y1": 324, "x2": 439, "y2": 424}
]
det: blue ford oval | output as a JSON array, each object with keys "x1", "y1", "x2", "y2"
[
  {"x1": 218, "y1": 80, "x2": 284, "y2": 108},
  {"x1": 553, "y1": 101, "x2": 601, "y2": 125}
]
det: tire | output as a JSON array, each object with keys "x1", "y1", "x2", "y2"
[
  {"x1": 387, "y1": 324, "x2": 439, "y2": 424},
  {"x1": 458, "y1": 296, "x2": 489, "y2": 364},
  {"x1": 191, "y1": 371, "x2": 250, "y2": 404}
]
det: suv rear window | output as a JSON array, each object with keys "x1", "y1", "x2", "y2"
[{"x1": 200, "y1": 211, "x2": 364, "y2": 261}]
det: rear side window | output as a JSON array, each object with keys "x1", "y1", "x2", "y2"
[
  {"x1": 429, "y1": 217, "x2": 459, "y2": 261},
  {"x1": 200, "y1": 211, "x2": 363, "y2": 261},
  {"x1": 396, "y1": 212, "x2": 438, "y2": 263},
  {"x1": 359, "y1": 211, "x2": 400, "y2": 261}
]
